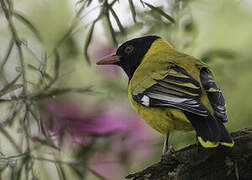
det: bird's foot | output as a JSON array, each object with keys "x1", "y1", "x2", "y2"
[
  {"x1": 195, "y1": 136, "x2": 203, "y2": 152},
  {"x1": 161, "y1": 146, "x2": 176, "y2": 162},
  {"x1": 162, "y1": 145, "x2": 175, "y2": 156}
]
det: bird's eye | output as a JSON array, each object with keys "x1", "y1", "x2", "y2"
[{"x1": 124, "y1": 45, "x2": 134, "y2": 54}]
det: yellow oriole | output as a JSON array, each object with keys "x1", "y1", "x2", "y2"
[{"x1": 96, "y1": 36, "x2": 234, "y2": 154}]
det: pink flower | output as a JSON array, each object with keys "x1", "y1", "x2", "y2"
[
  {"x1": 88, "y1": 107, "x2": 159, "y2": 180},
  {"x1": 41, "y1": 100, "x2": 127, "y2": 146},
  {"x1": 40, "y1": 100, "x2": 159, "y2": 179}
]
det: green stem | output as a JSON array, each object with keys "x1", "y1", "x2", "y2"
[
  {"x1": 31, "y1": 156, "x2": 75, "y2": 165},
  {"x1": 0, "y1": 127, "x2": 22, "y2": 153},
  {"x1": 0, "y1": 0, "x2": 27, "y2": 95}
]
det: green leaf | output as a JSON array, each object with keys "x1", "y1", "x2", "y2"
[
  {"x1": 31, "y1": 137, "x2": 60, "y2": 150},
  {"x1": 30, "y1": 87, "x2": 93, "y2": 100},
  {"x1": 0, "y1": 127, "x2": 22, "y2": 152},
  {"x1": 86, "y1": 0, "x2": 93, "y2": 7},
  {"x1": 144, "y1": 2, "x2": 175, "y2": 23},
  {"x1": 28, "y1": 107, "x2": 46, "y2": 138},
  {"x1": 69, "y1": 165, "x2": 85, "y2": 179},
  {"x1": 0, "y1": 74, "x2": 22, "y2": 97},
  {"x1": 13, "y1": 11, "x2": 42, "y2": 42},
  {"x1": 104, "y1": 3, "x2": 117, "y2": 46},
  {"x1": 83, "y1": 22, "x2": 96, "y2": 64},
  {"x1": 55, "y1": 163, "x2": 66, "y2": 180},
  {"x1": 2, "y1": 103, "x2": 23, "y2": 127},
  {"x1": 0, "y1": 38, "x2": 14, "y2": 72},
  {"x1": 41, "y1": 51, "x2": 60, "y2": 91},
  {"x1": 27, "y1": 64, "x2": 40, "y2": 72},
  {"x1": 87, "y1": 168, "x2": 107, "y2": 180},
  {"x1": 15, "y1": 156, "x2": 30, "y2": 180},
  {"x1": 43, "y1": 72, "x2": 54, "y2": 82},
  {"x1": 76, "y1": 2, "x2": 86, "y2": 18},
  {"x1": 54, "y1": 50, "x2": 60, "y2": 79},
  {"x1": 109, "y1": 7, "x2": 125, "y2": 34},
  {"x1": 109, "y1": 0, "x2": 118, "y2": 7},
  {"x1": 128, "y1": 0, "x2": 137, "y2": 23}
]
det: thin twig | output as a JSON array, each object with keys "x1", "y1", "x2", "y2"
[
  {"x1": 0, "y1": 38, "x2": 14, "y2": 73},
  {"x1": 0, "y1": 0, "x2": 27, "y2": 94},
  {"x1": 87, "y1": 167, "x2": 107, "y2": 180},
  {"x1": 31, "y1": 156, "x2": 76, "y2": 165},
  {"x1": 0, "y1": 127, "x2": 22, "y2": 153},
  {"x1": 0, "y1": 152, "x2": 28, "y2": 160}
]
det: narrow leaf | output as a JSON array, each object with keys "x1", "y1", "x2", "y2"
[
  {"x1": 128, "y1": 0, "x2": 137, "y2": 23},
  {"x1": 76, "y1": 1, "x2": 86, "y2": 18},
  {"x1": 83, "y1": 22, "x2": 96, "y2": 64},
  {"x1": 42, "y1": 72, "x2": 54, "y2": 82},
  {"x1": 144, "y1": 2, "x2": 175, "y2": 23},
  {"x1": 0, "y1": 127, "x2": 22, "y2": 152},
  {"x1": 31, "y1": 137, "x2": 60, "y2": 150},
  {"x1": 28, "y1": 63, "x2": 54, "y2": 83},
  {"x1": 2, "y1": 103, "x2": 23, "y2": 127},
  {"x1": 13, "y1": 11, "x2": 42, "y2": 41},
  {"x1": 0, "y1": 38, "x2": 14, "y2": 71},
  {"x1": 109, "y1": 0, "x2": 118, "y2": 7},
  {"x1": 109, "y1": 7, "x2": 125, "y2": 34},
  {"x1": 28, "y1": 108, "x2": 45, "y2": 137},
  {"x1": 55, "y1": 163, "x2": 66, "y2": 180},
  {"x1": 139, "y1": 0, "x2": 145, "y2": 7},
  {"x1": 86, "y1": 0, "x2": 93, "y2": 7},
  {"x1": 27, "y1": 64, "x2": 40, "y2": 72},
  {"x1": 69, "y1": 165, "x2": 84, "y2": 179},
  {"x1": 105, "y1": 6, "x2": 117, "y2": 45},
  {"x1": 42, "y1": 51, "x2": 60, "y2": 90},
  {"x1": 54, "y1": 50, "x2": 60, "y2": 79},
  {"x1": 0, "y1": 74, "x2": 22, "y2": 97},
  {"x1": 88, "y1": 168, "x2": 107, "y2": 180},
  {"x1": 31, "y1": 87, "x2": 93, "y2": 100},
  {"x1": 15, "y1": 157, "x2": 29, "y2": 180}
]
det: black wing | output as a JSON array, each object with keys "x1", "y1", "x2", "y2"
[
  {"x1": 200, "y1": 67, "x2": 228, "y2": 122},
  {"x1": 132, "y1": 65, "x2": 209, "y2": 117}
]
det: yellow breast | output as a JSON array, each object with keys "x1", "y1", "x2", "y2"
[{"x1": 128, "y1": 79, "x2": 194, "y2": 134}]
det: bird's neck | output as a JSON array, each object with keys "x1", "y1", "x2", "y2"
[{"x1": 140, "y1": 39, "x2": 173, "y2": 65}]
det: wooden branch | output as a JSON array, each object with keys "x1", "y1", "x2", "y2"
[{"x1": 126, "y1": 128, "x2": 252, "y2": 180}]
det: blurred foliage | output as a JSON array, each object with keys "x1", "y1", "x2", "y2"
[{"x1": 0, "y1": 0, "x2": 252, "y2": 179}]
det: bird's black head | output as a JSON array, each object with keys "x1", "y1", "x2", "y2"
[{"x1": 97, "y1": 36, "x2": 160, "y2": 80}]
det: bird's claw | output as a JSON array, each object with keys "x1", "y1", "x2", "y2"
[{"x1": 162, "y1": 145, "x2": 175, "y2": 156}]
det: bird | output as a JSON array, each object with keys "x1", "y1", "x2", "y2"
[{"x1": 96, "y1": 35, "x2": 234, "y2": 154}]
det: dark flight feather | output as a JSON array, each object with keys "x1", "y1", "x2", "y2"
[
  {"x1": 132, "y1": 65, "x2": 209, "y2": 116},
  {"x1": 200, "y1": 67, "x2": 228, "y2": 122}
]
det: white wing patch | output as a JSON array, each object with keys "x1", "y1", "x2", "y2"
[
  {"x1": 141, "y1": 95, "x2": 150, "y2": 106},
  {"x1": 148, "y1": 92, "x2": 188, "y2": 103}
]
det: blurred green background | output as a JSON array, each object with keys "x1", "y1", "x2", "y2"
[{"x1": 0, "y1": 0, "x2": 252, "y2": 179}]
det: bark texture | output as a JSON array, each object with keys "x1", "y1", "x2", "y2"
[{"x1": 126, "y1": 128, "x2": 252, "y2": 180}]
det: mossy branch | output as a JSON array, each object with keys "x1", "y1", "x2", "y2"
[{"x1": 126, "y1": 128, "x2": 252, "y2": 180}]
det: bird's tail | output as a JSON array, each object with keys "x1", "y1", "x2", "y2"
[{"x1": 184, "y1": 112, "x2": 234, "y2": 148}]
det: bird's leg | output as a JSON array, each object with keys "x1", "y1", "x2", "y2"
[
  {"x1": 195, "y1": 135, "x2": 199, "y2": 146},
  {"x1": 195, "y1": 135, "x2": 205, "y2": 152},
  {"x1": 195, "y1": 135, "x2": 202, "y2": 152},
  {"x1": 162, "y1": 133, "x2": 175, "y2": 155}
]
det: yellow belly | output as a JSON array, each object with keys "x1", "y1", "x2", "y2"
[{"x1": 128, "y1": 88, "x2": 194, "y2": 134}]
